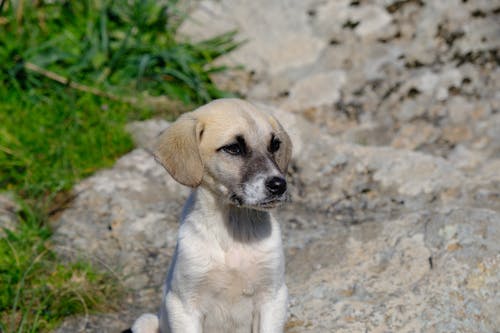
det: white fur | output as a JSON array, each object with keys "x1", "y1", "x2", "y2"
[
  {"x1": 132, "y1": 313, "x2": 159, "y2": 333},
  {"x1": 242, "y1": 174, "x2": 268, "y2": 205}
]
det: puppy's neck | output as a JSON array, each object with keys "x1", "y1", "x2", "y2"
[
  {"x1": 226, "y1": 205, "x2": 272, "y2": 243},
  {"x1": 187, "y1": 187, "x2": 272, "y2": 244}
]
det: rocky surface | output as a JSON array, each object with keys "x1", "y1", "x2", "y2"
[
  {"x1": 53, "y1": 1, "x2": 499, "y2": 332},
  {"x1": 0, "y1": 194, "x2": 18, "y2": 236}
]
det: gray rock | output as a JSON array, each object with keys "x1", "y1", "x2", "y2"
[
  {"x1": 454, "y1": 17, "x2": 500, "y2": 54},
  {"x1": 125, "y1": 119, "x2": 170, "y2": 150},
  {"x1": 391, "y1": 121, "x2": 440, "y2": 150},
  {"x1": 53, "y1": 0, "x2": 500, "y2": 331},
  {"x1": 281, "y1": 70, "x2": 346, "y2": 111},
  {"x1": 286, "y1": 207, "x2": 500, "y2": 333},
  {"x1": 179, "y1": 0, "x2": 326, "y2": 76},
  {"x1": 51, "y1": 148, "x2": 188, "y2": 292},
  {"x1": 0, "y1": 193, "x2": 18, "y2": 236},
  {"x1": 316, "y1": 2, "x2": 393, "y2": 38},
  {"x1": 53, "y1": 107, "x2": 500, "y2": 332}
]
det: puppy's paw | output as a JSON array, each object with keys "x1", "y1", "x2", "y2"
[{"x1": 131, "y1": 313, "x2": 159, "y2": 333}]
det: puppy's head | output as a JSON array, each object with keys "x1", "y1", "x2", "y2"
[{"x1": 154, "y1": 99, "x2": 292, "y2": 209}]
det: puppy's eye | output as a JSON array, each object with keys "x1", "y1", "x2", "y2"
[
  {"x1": 221, "y1": 143, "x2": 242, "y2": 156},
  {"x1": 269, "y1": 136, "x2": 281, "y2": 153}
]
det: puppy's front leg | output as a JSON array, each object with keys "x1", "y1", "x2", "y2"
[
  {"x1": 159, "y1": 292, "x2": 202, "y2": 333},
  {"x1": 259, "y1": 284, "x2": 288, "y2": 333}
]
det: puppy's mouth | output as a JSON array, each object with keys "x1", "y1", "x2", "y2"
[
  {"x1": 229, "y1": 193, "x2": 288, "y2": 210},
  {"x1": 257, "y1": 198, "x2": 283, "y2": 209}
]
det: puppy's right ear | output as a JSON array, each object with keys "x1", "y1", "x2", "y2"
[{"x1": 154, "y1": 114, "x2": 204, "y2": 187}]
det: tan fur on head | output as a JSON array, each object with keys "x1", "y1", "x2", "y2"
[
  {"x1": 154, "y1": 98, "x2": 292, "y2": 205},
  {"x1": 154, "y1": 113, "x2": 205, "y2": 187}
]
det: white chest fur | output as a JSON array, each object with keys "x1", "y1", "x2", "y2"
[
  {"x1": 203, "y1": 243, "x2": 276, "y2": 301},
  {"x1": 224, "y1": 246, "x2": 260, "y2": 296},
  {"x1": 162, "y1": 190, "x2": 286, "y2": 333}
]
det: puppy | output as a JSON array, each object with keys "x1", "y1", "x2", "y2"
[{"x1": 132, "y1": 98, "x2": 292, "y2": 333}]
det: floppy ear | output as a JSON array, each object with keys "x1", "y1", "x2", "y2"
[
  {"x1": 154, "y1": 114, "x2": 204, "y2": 187},
  {"x1": 274, "y1": 119, "x2": 293, "y2": 173}
]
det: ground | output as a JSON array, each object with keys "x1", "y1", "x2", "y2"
[{"x1": 49, "y1": 1, "x2": 499, "y2": 332}]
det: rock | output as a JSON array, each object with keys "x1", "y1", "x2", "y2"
[
  {"x1": 396, "y1": 98, "x2": 428, "y2": 122},
  {"x1": 447, "y1": 145, "x2": 486, "y2": 171},
  {"x1": 125, "y1": 119, "x2": 170, "y2": 150},
  {"x1": 343, "y1": 145, "x2": 465, "y2": 197},
  {"x1": 454, "y1": 17, "x2": 500, "y2": 54},
  {"x1": 391, "y1": 122, "x2": 439, "y2": 150},
  {"x1": 353, "y1": 6, "x2": 392, "y2": 38},
  {"x1": 398, "y1": 68, "x2": 463, "y2": 102},
  {"x1": 51, "y1": 148, "x2": 189, "y2": 294},
  {"x1": 0, "y1": 193, "x2": 18, "y2": 236},
  {"x1": 54, "y1": 312, "x2": 139, "y2": 333},
  {"x1": 342, "y1": 123, "x2": 392, "y2": 146},
  {"x1": 315, "y1": 1, "x2": 393, "y2": 39},
  {"x1": 53, "y1": 0, "x2": 500, "y2": 331},
  {"x1": 179, "y1": 0, "x2": 326, "y2": 75},
  {"x1": 362, "y1": 45, "x2": 404, "y2": 81},
  {"x1": 286, "y1": 207, "x2": 500, "y2": 333},
  {"x1": 446, "y1": 96, "x2": 475, "y2": 124},
  {"x1": 281, "y1": 71, "x2": 346, "y2": 111},
  {"x1": 53, "y1": 106, "x2": 500, "y2": 331}
]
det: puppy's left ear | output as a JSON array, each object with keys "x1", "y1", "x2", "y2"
[
  {"x1": 154, "y1": 114, "x2": 204, "y2": 187},
  {"x1": 274, "y1": 119, "x2": 293, "y2": 173}
]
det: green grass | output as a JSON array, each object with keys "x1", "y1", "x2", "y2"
[
  {"x1": 0, "y1": 86, "x2": 146, "y2": 202},
  {"x1": 0, "y1": 0, "x2": 239, "y2": 105},
  {"x1": 0, "y1": 84, "x2": 147, "y2": 333},
  {"x1": 0, "y1": 204, "x2": 120, "y2": 333},
  {"x1": 0, "y1": 0, "x2": 240, "y2": 331}
]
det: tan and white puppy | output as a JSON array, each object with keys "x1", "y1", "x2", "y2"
[{"x1": 131, "y1": 99, "x2": 292, "y2": 333}]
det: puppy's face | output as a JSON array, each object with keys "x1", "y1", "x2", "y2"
[{"x1": 155, "y1": 99, "x2": 292, "y2": 209}]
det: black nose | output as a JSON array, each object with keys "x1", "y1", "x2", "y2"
[{"x1": 265, "y1": 176, "x2": 287, "y2": 196}]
